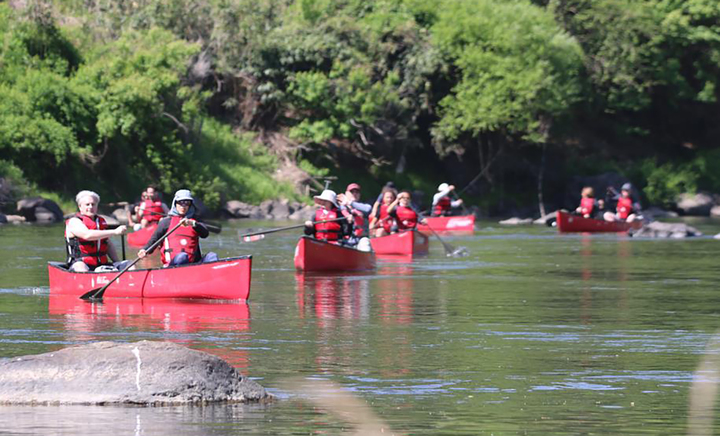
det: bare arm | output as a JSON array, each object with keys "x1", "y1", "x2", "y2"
[{"x1": 66, "y1": 218, "x2": 126, "y2": 241}]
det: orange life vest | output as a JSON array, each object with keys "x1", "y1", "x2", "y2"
[
  {"x1": 162, "y1": 215, "x2": 199, "y2": 265},
  {"x1": 395, "y1": 205, "x2": 418, "y2": 231},
  {"x1": 141, "y1": 199, "x2": 164, "y2": 223},
  {"x1": 580, "y1": 198, "x2": 595, "y2": 217},
  {"x1": 433, "y1": 196, "x2": 451, "y2": 216},
  {"x1": 65, "y1": 213, "x2": 110, "y2": 268},
  {"x1": 314, "y1": 208, "x2": 342, "y2": 242},
  {"x1": 617, "y1": 197, "x2": 633, "y2": 220}
]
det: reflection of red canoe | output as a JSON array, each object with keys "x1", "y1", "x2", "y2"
[
  {"x1": 417, "y1": 215, "x2": 475, "y2": 233},
  {"x1": 127, "y1": 223, "x2": 157, "y2": 247},
  {"x1": 47, "y1": 256, "x2": 252, "y2": 300},
  {"x1": 48, "y1": 296, "x2": 250, "y2": 333},
  {"x1": 557, "y1": 211, "x2": 643, "y2": 233},
  {"x1": 294, "y1": 236, "x2": 376, "y2": 272},
  {"x1": 370, "y1": 230, "x2": 429, "y2": 255}
]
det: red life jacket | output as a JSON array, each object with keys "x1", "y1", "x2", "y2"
[
  {"x1": 141, "y1": 199, "x2": 164, "y2": 223},
  {"x1": 617, "y1": 197, "x2": 633, "y2": 220},
  {"x1": 378, "y1": 204, "x2": 394, "y2": 233},
  {"x1": 65, "y1": 213, "x2": 110, "y2": 268},
  {"x1": 162, "y1": 215, "x2": 199, "y2": 265},
  {"x1": 580, "y1": 198, "x2": 595, "y2": 217},
  {"x1": 433, "y1": 196, "x2": 451, "y2": 216},
  {"x1": 314, "y1": 208, "x2": 342, "y2": 242},
  {"x1": 351, "y1": 208, "x2": 365, "y2": 237},
  {"x1": 395, "y1": 206, "x2": 418, "y2": 231}
]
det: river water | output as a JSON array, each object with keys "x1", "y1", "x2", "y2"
[{"x1": 1, "y1": 219, "x2": 720, "y2": 435}]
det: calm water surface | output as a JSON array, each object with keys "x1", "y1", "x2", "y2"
[{"x1": 1, "y1": 219, "x2": 720, "y2": 435}]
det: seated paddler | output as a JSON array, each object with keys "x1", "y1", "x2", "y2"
[
  {"x1": 138, "y1": 189, "x2": 218, "y2": 266},
  {"x1": 304, "y1": 189, "x2": 353, "y2": 243},
  {"x1": 387, "y1": 190, "x2": 426, "y2": 232},
  {"x1": 65, "y1": 190, "x2": 128, "y2": 272}
]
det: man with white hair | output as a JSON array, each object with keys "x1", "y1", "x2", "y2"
[
  {"x1": 432, "y1": 183, "x2": 463, "y2": 216},
  {"x1": 65, "y1": 190, "x2": 127, "y2": 272}
]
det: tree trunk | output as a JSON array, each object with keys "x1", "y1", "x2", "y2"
[{"x1": 538, "y1": 143, "x2": 547, "y2": 217}]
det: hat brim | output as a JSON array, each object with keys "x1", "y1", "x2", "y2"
[{"x1": 313, "y1": 196, "x2": 337, "y2": 207}]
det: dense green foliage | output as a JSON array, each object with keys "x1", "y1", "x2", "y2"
[{"x1": 2, "y1": 0, "x2": 720, "y2": 211}]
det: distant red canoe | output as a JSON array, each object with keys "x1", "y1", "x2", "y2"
[
  {"x1": 294, "y1": 236, "x2": 376, "y2": 272},
  {"x1": 370, "y1": 230, "x2": 429, "y2": 255},
  {"x1": 417, "y1": 215, "x2": 475, "y2": 234},
  {"x1": 127, "y1": 223, "x2": 157, "y2": 247},
  {"x1": 47, "y1": 256, "x2": 252, "y2": 300},
  {"x1": 556, "y1": 211, "x2": 643, "y2": 233}
]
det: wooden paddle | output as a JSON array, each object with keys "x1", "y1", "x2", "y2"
[
  {"x1": 418, "y1": 213, "x2": 468, "y2": 257},
  {"x1": 79, "y1": 219, "x2": 186, "y2": 301},
  {"x1": 145, "y1": 211, "x2": 222, "y2": 234},
  {"x1": 239, "y1": 217, "x2": 349, "y2": 242}
]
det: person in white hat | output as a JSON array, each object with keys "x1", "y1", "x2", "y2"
[
  {"x1": 304, "y1": 189, "x2": 353, "y2": 243},
  {"x1": 432, "y1": 183, "x2": 463, "y2": 216},
  {"x1": 138, "y1": 189, "x2": 218, "y2": 266}
]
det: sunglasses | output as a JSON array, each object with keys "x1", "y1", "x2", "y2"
[{"x1": 177, "y1": 200, "x2": 192, "y2": 206}]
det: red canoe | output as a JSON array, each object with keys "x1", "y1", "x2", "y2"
[
  {"x1": 47, "y1": 256, "x2": 252, "y2": 300},
  {"x1": 294, "y1": 236, "x2": 376, "y2": 272},
  {"x1": 127, "y1": 223, "x2": 157, "y2": 247},
  {"x1": 370, "y1": 230, "x2": 429, "y2": 255},
  {"x1": 417, "y1": 215, "x2": 475, "y2": 234},
  {"x1": 556, "y1": 210, "x2": 643, "y2": 233}
]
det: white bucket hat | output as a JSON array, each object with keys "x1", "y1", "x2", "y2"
[
  {"x1": 437, "y1": 183, "x2": 449, "y2": 192},
  {"x1": 313, "y1": 189, "x2": 338, "y2": 208}
]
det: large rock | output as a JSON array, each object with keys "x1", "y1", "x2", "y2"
[
  {"x1": 0, "y1": 341, "x2": 270, "y2": 405},
  {"x1": 112, "y1": 207, "x2": 129, "y2": 224},
  {"x1": 675, "y1": 193, "x2": 714, "y2": 216},
  {"x1": 222, "y1": 201, "x2": 266, "y2": 219},
  {"x1": 499, "y1": 217, "x2": 533, "y2": 225},
  {"x1": 630, "y1": 222, "x2": 702, "y2": 238},
  {"x1": 5, "y1": 214, "x2": 25, "y2": 224},
  {"x1": 270, "y1": 199, "x2": 292, "y2": 219},
  {"x1": 642, "y1": 206, "x2": 679, "y2": 219},
  {"x1": 16, "y1": 197, "x2": 64, "y2": 223},
  {"x1": 711, "y1": 205, "x2": 720, "y2": 218},
  {"x1": 534, "y1": 210, "x2": 558, "y2": 226},
  {"x1": 289, "y1": 204, "x2": 315, "y2": 221}
]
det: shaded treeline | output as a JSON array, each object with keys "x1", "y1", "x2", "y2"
[{"x1": 1, "y1": 0, "x2": 719, "y2": 212}]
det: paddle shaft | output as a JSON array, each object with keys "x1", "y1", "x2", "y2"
[
  {"x1": 80, "y1": 219, "x2": 186, "y2": 301},
  {"x1": 239, "y1": 217, "x2": 348, "y2": 239},
  {"x1": 418, "y1": 213, "x2": 456, "y2": 255},
  {"x1": 121, "y1": 234, "x2": 126, "y2": 260},
  {"x1": 145, "y1": 211, "x2": 221, "y2": 233}
]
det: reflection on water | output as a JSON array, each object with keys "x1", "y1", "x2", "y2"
[{"x1": 2, "y1": 221, "x2": 720, "y2": 434}]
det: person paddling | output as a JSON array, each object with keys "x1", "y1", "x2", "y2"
[
  {"x1": 65, "y1": 190, "x2": 128, "y2": 272},
  {"x1": 575, "y1": 186, "x2": 596, "y2": 218},
  {"x1": 136, "y1": 186, "x2": 169, "y2": 229},
  {"x1": 338, "y1": 183, "x2": 372, "y2": 238},
  {"x1": 387, "y1": 191, "x2": 426, "y2": 232},
  {"x1": 369, "y1": 187, "x2": 397, "y2": 237},
  {"x1": 138, "y1": 189, "x2": 217, "y2": 266},
  {"x1": 304, "y1": 190, "x2": 353, "y2": 244},
  {"x1": 604, "y1": 183, "x2": 642, "y2": 223},
  {"x1": 432, "y1": 183, "x2": 463, "y2": 217}
]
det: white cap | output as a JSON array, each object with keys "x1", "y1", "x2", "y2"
[
  {"x1": 313, "y1": 189, "x2": 338, "y2": 208},
  {"x1": 438, "y1": 183, "x2": 449, "y2": 192}
]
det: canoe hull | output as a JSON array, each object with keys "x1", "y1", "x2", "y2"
[
  {"x1": 47, "y1": 256, "x2": 252, "y2": 300},
  {"x1": 294, "y1": 236, "x2": 376, "y2": 272},
  {"x1": 417, "y1": 215, "x2": 475, "y2": 234},
  {"x1": 556, "y1": 211, "x2": 643, "y2": 233},
  {"x1": 127, "y1": 224, "x2": 157, "y2": 247},
  {"x1": 370, "y1": 230, "x2": 429, "y2": 255}
]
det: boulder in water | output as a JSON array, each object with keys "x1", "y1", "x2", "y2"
[
  {"x1": 17, "y1": 197, "x2": 64, "y2": 223},
  {"x1": 499, "y1": 217, "x2": 533, "y2": 225},
  {"x1": 0, "y1": 341, "x2": 270, "y2": 405},
  {"x1": 630, "y1": 221, "x2": 702, "y2": 238},
  {"x1": 675, "y1": 193, "x2": 714, "y2": 216}
]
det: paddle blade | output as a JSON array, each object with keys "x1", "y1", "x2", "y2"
[
  {"x1": 241, "y1": 234, "x2": 265, "y2": 243},
  {"x1": 448, "y1": 246, "x2": 469, "y2": 258},
  {"x1": 79, "y1": 287, "x2": 103, "y2": 300}
]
